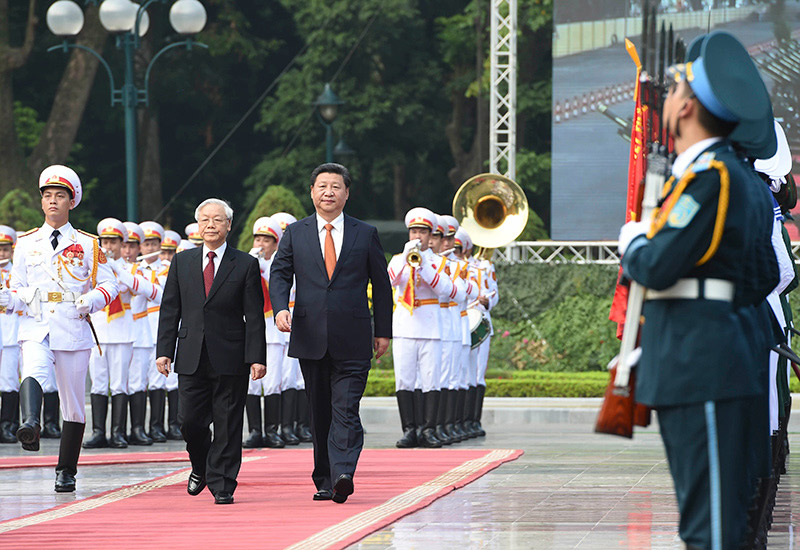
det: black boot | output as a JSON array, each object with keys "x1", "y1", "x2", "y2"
[
  {"x1": 148, "y1": 389, "x2": 167, "y2": 443},
  {"x1": 55, "y1": 421, "x2": 84, "y2": 492},
  {"x1": 128, "y1": 391, "x2": 153, "y2": 445},
  {"x1": 0, "y1": 391, "x2": 19, "y2": 443},
  {"x1": 473, "y1": 384, "x2": 487, "y2": 437},
  {"x1": 434, "y1": 389, "x2": 453, "y2": 445},
  {"x1": 444, "y1": 388, "x2": 463, "y2": 443},
  {"x1": 451, "y1": 389, "x2": 468, "y2": 441},
  {"x1": 242, "y1": 395, "x2": 264, "y2": 448},
  {"x1": 413, "y1": 389, "x2": 424, "y2": 442},
  {"x1": 41, "y1": 392, "x2": 61, "y2": 438},
  {"x1": 109, "y1": 394, "x2": 128, "y2": 448},
  {"x1": 295, "y1": 390, "x2": 313, "y2": 443},
  {"x1": 82, "y1": 394, "x2": 108, "y2": 449},
  {"x1": 17, "y1": 377, "x2": 43, "y2": 451},
  {"x1": 418, "y1": 391, "x2": 442, "y2": 448},
  {"x1": 166, "y1": 390, "x2": 182, "y2": 440},
  {"x1": 463, "y1": 386, "x2": 478, "y2": 438},
  {"x1": 263, "y1": 394, "x2": 285, "y2": 448},
  {"x1": 395, "y1": 390, "x2": 418, "y2": 448},
  {"x1": 280, "y1": 389, "x2": 300, "y2": 445}
]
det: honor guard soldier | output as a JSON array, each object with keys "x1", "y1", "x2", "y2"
[
  {"x1": 454, "y1": 228, "x2": 481, "y2": 438},
  {"x1": 159, "y1": 229, "x2": 182, "y2": 439},
  {"x1": 0, "y1": 226, "x2": 21, "y2": 443},
  {"x1": 177, "y1": 239, "x2": 197, "y2": 253},
  {"x1": 160, "y1": 230, "x2": 181, "y2": 264},
  {"x1": 388, "y1": 207, "x2": 455, "y2": 448},
  {"x1": 618, "y1": 32, "x2": 782, "y2": 549},
  {"x1": 6, "y1": 165, "x2": 118, "y2": 492},
  {"x1": 243, "y1": 216, "x2": 286, "y2": 448},
  {"x1": 433, "y1": 215, "x2": 475, "y2": 445},
  {"x1": 271, "y1": 212, "x2": 312, "y2": 444},
  {"x1": 185, "y1": 222, "x2": 203, "y2": 246},
  {"x1": 470, "y1": 242, "x2": 497, "y2": 437},
  {"x1": 138, "y1": 221, "x2": 169, "y2": 442}
]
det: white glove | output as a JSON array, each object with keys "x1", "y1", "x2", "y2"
[
  {"x1": 75, "y1": 295, "x2": 92, "y2": 315},
  {"x1": 249, "y1": 247, "x2": 261, "y2": 258},
  {"x1": 0, "y1": 289, "x2": 9, "y2": 307},
  {"x1": 618, "y1": 221, "x2": 649, "y2": 255}
]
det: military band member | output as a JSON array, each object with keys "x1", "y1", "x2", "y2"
[
  {"x1": 6, "y1": 165, "x2": 118, "y2": 492},
  {"x1": 0, "y1": 226, "x2": 21, "y2": 444},
  {"x1": 137, "y1": 221, "x2": 169, "y2": 443},
  {"x1": 243, "y1": 216, "x2": 286, "y2": 449},
  {"x1": 272, "y1": 212, "x2": 312, "y2": 444},
  {"x1": 470, "y1": 243, "x2": 497, "y2": 437},
  {"x1": 185, "y1": 222, "x2": 203, "y2": 246},
  {"x1": 618, "y1": 32, "x2": 781, "y2": 549},
  {"x1": 176, "y1": 239, "x2": 197, "y2": 253},
  {"x1": 454, "y1": 227, "x2": 481, "y2": 438},
  {"x1": 160, "y1": 229, "x2": 182, "y2": 439},
  {"x1": 388, "y1": 207, "x2": 455, "y2": 448}
]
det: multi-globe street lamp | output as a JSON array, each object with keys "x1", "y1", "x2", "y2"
[{"x1": 46, "y1": 0, "x2": 208, "y2": 220}]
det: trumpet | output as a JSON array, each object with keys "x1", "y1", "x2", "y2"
[{"x1": 406, "y1": 245, "x2": 422, "y2": 268}]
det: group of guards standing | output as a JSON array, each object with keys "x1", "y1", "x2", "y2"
[{"x1": 389, "y1": 207, "x2": 497, "y2": 448}]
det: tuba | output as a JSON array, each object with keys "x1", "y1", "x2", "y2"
[{"x1": 452, "y1": 173, "x2": 529, "y2": 258}]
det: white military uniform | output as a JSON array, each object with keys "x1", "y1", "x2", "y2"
[
  {"x1": 473, "y1": 258, "x2": 498, "y2": 386},
  {"x1": 0, "y1": 228, "x2": 21, "y2": 394},
  {"x1": 160, "y1": 230, "x2": 181, "y2": 393},
  {"x1": 388, "y1": 210, "x2": 454, "y2": 393},
  {"x1": 10, "y1": 222, "x2": 117, "y2": 423}
]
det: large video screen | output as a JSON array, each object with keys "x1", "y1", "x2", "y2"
[{"x1": 550, "y1": 1, "x2": 800, "y2": 240}]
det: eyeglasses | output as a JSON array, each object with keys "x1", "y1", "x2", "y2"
[{"x1": 198, "y1": 217, "x2": 228, "y2": 225}]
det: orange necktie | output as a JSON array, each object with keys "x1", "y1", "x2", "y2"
[{"x1": 324, "y1": 223, "x2": 336, "y2": 279}]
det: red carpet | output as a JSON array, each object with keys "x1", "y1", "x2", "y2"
[{"x1": 0, "y1": 448, "x2": 521, "y2": 550}]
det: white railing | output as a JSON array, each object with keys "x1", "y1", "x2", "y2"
[{"x1": 496, "y1": 241, "x2": 800, "y2": 265}]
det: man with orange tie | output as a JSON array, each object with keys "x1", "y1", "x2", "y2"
[{"x1": 271, "y1": 163, "x2": 393, "y2": 504}]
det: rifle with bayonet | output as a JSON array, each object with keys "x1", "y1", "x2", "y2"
[{"x1": 597, "y1": 1, "x2": 679, "y2": 438}]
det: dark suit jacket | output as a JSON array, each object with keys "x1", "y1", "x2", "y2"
[
  {"x1": 157, "y1": 244, "x2": 266, "y2": 375},
  {"x1": 269, "y1": 214, "x2": 392, "y2": 361}
]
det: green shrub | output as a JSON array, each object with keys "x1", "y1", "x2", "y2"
[{"x1": 236, "y1": 185, "x2": 307, "y2": 249}]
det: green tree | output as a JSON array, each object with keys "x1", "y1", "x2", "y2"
[
  {"x1": 0, "y1": 189, "x2": 41, "y2": 230},
  {"x1": 236, "y1": 185, "x2": 307, "y2": 249}
]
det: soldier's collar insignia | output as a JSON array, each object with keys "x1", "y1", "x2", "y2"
[{"x1": 667, "y1": 195, "x2": 701, "y2": 229}]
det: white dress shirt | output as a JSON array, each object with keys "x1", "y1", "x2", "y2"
[
  {"x1": 316, "y1": 212, "x2": 344, "y2": 260},
  {"x1": 671, "y1": 137, "x2": 723, "y2": 179},
  {"x1": 202, "y1": 241, "x2": 227, "y2": 276}
]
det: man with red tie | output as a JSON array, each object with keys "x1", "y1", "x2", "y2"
[
  {"x1": 156, "y1": 198, "x2": 266, "y2": 505},
  {"x1": 271, "y1": 163, "x2": 393, "y2": 504}
]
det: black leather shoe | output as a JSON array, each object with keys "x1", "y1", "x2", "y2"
[
  {"x1": 332, "y1": 474, "x2": 353, "y2": 504},
  {"x1": 55, "y1": 470, "x2": 76, "y2": 492},
  {"x1": 187, "y1": 472, "x2": 206, "y2": 496},
  {"x1": 166, "y1": 424, "x2": 182, "y2": 440},
  {"x1": 395, "y1": 428, "x2": 418, "y2": 448},
  {"x1": 17, "y1": 422, "x2": 40, "y2": 452},
  {"x1": 263, "y1": 429, "x2": 285, "y2": 449},
  {"x1": 214, "y1": 492, "x2": 234, "y2": 504},
  {"x1": 281, "y1": 425, "x2": 300, "y2": 446},
  {"x1": 313, "y1": 489, "x2": 333, "y2": 501},
  {"x1": 242, "y1": 430, "x2": 263, "y2": 449},
  {"x1": 128, "y1": 426, "x2": 153, "y2": 446},
  {"x1": 296, "y1": 424, "x2": 313, "y2": 443},
  {"x1": 0, "y1": 421, "x2": 16, "y2": 444},
  {"x1": 149, "y1": 424, "x2": 167, "y2": 443},
  {"x1": 418, "y1": 428, "x2": 442, "y2": 448}
]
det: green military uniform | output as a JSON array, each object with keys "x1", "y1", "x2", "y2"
[{"x1": 621, "y1": 31, "x2": 780, "y2": 550}]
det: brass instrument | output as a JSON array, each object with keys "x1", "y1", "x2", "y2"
[
  {"x1": 406, "y1": 245, "x2": 422, "y2": 268},
  {"x1": 452, "y1": 173, "x2": 529, "y2": 259}
]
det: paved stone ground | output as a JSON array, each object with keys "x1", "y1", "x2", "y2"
[{"x1": 0, "y1": 397, "x2": 798, "y2": 549}]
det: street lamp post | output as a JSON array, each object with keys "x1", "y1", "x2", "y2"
[
  {"x1": 313, "y1": 83, "x2": 345, "y2": 163},
  {"x1": 46, "y1": 0, "x2": 208, "y2": 221}
]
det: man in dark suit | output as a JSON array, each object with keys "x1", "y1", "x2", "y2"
[
  {"x1": 270, "y1": 163, "x2": 393, "y2": 504},
  {"x1": 157, "y1": 198, "x2": 266, "y2": 505}
]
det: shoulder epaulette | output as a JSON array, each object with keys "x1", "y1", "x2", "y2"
[
  {"x1": 688, "y1": 151, "x2": 717, "y2": 173},
  {"x1": 77, "y1": 229, "x2": 99, "y2": 239},
  {"x1": 18, "y1": 228, "x2": 37, "y2": 238}
]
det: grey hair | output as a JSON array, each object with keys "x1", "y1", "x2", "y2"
[{"x1": 195, "y1": 198, "x2": 234, "y2": 223}]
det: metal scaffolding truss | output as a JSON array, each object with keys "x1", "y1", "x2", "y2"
[
  {"x1": 490, "y1": 0, "x2": 517, "y2": 179},
  {"x1": 497, "y1": 241, "x2": 800, "y2": 265}
]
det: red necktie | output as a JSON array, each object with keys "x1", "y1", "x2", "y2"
[
  {"x1": 204, "y1": 251, "x2": 216, "y2": 296},
  {"x1": 324, "y1": 224, "x2": 336, "y2": 279}
]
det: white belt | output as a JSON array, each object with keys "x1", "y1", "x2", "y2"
[
  {"x1": 645, "y1": 278, "x2": 734, "y2": 303},
  {"x1": 39, "y1": 290, "x2": 80, "y2": 303}
]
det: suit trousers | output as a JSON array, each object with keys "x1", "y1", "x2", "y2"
[
  {"x1": 179, "y1": 343, "x2": 248, "y2": 495},
  {"x1": 300, "y1": 353, "x2": 369, "y2": 491}
]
